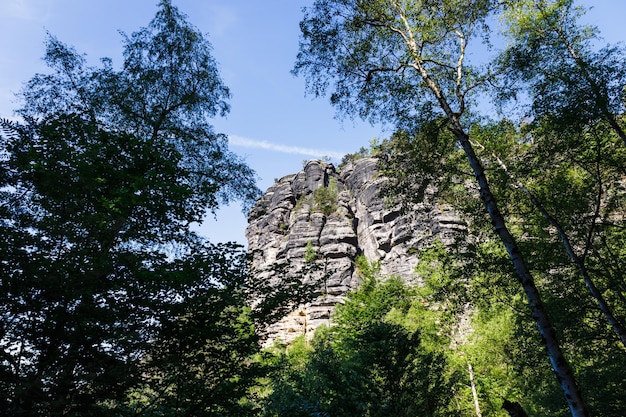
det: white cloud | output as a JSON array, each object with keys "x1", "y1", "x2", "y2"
[
  {"x1": 0, "y1": 0, "x2": 51, "y2": 21},
  {"x1": 228, "y1": 135, "x2": 345, "y2": 160}
]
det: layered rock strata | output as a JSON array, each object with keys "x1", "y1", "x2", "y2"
[{"x1": 246, "y1": 157, "x2": 466, "y2": 344}]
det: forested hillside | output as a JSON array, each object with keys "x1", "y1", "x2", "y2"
[{"x1": 1, "y1": 0, "x2": 625, "y2": 416}]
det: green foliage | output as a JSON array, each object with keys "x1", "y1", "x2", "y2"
[
  {"x1": 337, "y1": 257, "x2": 413, "y2": 333},
  {"x1": 339, "y1": 146, "x2": 370, "y2": 169},
  {"x1": 467, "y1": 116, "x2": 626, "y2": 415},
  {"x1": 416, "y1": 241, "x2": 469, "y2": 305},
  {"x1": 115, "y1": 245, "x2": 266, "y2": 417},
  {"x1": 312, "y1": 177, "x2": 339, "y2": 216},
  {"x1": 19, "y1": 1, "x2": 259, "y2": 212},
  {"x1": 498, "y1": 0, "x2": 626, "y2": 143},
  {"x1": 263, "y1": 269, "x2": 457, "y2": 417},
  {"x1": 377, "y1": 121, "x2": 472, "y2": 220},
  {"x1": 412, "y1": 238, "x2": 559, "y2": 416},
  {"x1": 294, "y1": 0, "x2": 496, "y2": 130},
  {"x1": 411, "y1": 218, "x2": 626, "y2": 416},
  {"x1": 379, "y1": 112, "x2": 626, "y2": 417},
  {"x1": 292, "y1": 0, "x2": 626, "y2": 414},
  {"x1": 354, "y1": 254, "x2": 380, "y2": 278},
  {"x1": 292, "y1": 176, "x2": 339, "y2": 217},
  {"x1": 304, "y1": 240, "x2": 317, "y2": 263},
  {"x1": 0, "y1": 2, "x2": 283, "y2": 415}
]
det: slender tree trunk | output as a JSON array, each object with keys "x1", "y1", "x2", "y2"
[
  {"x1": 451, "y1": 125, "x2": 589, "y2": 417},
  {"x1": 559, "y1": 26, "x2": 626, "y2": 147},
  {"x1": 491, "y1": 153, "x2": 626, "y2": 348},
  {"x1": 397, "y1": 9, "x2": 588, "y2": 413},
  {"x1": 468, "y1": 362, "x2": 482, "y2": 417},
  {"x1": 533, "y1": 1, "x2": 626, "y2": 147}
]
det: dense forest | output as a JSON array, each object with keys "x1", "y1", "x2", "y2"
[{"x1": 1, "y1": 0, "x2": 625, "y2": 416}]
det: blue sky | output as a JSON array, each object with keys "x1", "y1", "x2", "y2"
[{"x1": 1, "y1": 1, "x2": 624, "y2": 244}]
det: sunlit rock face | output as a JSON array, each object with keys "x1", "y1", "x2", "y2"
[{"x1": 246, "y1": 157, "x2": 466, "y2": 345}]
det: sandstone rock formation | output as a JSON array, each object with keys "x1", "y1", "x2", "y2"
[{"x1": 246, "y1": 157, "x2": 467, "y2": 345}]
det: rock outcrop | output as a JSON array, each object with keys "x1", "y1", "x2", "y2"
[{"x1": 246, "y1": 157, "x2": 466, "y2": 344}]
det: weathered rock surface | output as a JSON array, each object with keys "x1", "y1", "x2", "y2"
[{"x1": 246, "y1": 157, "x2": 466, "y2": 345}]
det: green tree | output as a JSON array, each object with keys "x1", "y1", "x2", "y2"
[
  {"x1": 263, "y1": 262, "x2": 455, "y2": 417},
  {"x1": 469, "y1": 120, "x2": 626, "y2": 347},
  {"x1": 468, "y1": 120, "x2": 626, "y2": 415},
  {"x1": 0, "y1": 1, "x2": 270, "y2": 415},
  {"x1": 120, "y1": 244, "x2": 266, "y2": 416},
  {"x1": 293, "y1": 1, "x2": 588, "y2": 414},
  {"x1": 498, "y1": 0, "x2": 626, "y2": 145},
  {"x1": 412, "y1": 239, "x2": 538, "y2": 416},
  {"x1": 313, "y1": 178, "x2": 339, "y2": 216},
  {"x1": 380, "y1": 118, "x2": 626, "y2": 415},
  {"x1": 19, "y1": 1, "x2": 258, "y2": 211},
  {"x1": 494, "y1": 0, "x2": 626, "y2": 350},
  {"x1": 386, "y1": 119, "x2": 626, "y2": 414}
]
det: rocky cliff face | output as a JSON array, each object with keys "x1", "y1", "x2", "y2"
[{"x1": 246, "y1": 157, "x2": 466, "y2": 345}]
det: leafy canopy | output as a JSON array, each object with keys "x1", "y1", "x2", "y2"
[
  {"x1": 294, "y1": 0, "x2": 497, "y2": 130},
  {"x1": 0, "y1": 1, "x2": 268, "y2": 415}
]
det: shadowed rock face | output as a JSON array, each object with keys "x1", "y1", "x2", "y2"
[{"x1": 246, "y1": 157, "x2": 466, "y2": 345}]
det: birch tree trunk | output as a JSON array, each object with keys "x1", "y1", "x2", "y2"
[
  {"x1": 491, "y1": 151, "x2": 626, "y2": 348},
  {"x1": 468, "y1": 362, "x2": 482, "y2": 417},
  {"x1": 452, "y1": 125, "x2": 589, "y2": 417}
]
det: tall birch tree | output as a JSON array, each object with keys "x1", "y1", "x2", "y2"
[
  {"x1": 499, "y1": 0, "x2": 626, "y2": 145},
  {"x1": 293, "y1": 1, "x2": 588, "y2": 415}
]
